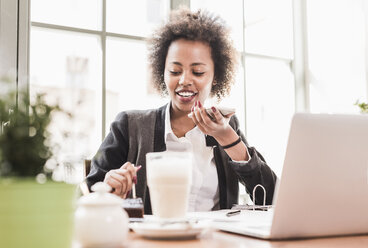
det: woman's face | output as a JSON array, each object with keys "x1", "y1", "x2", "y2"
[{"x1": 164, "y1": 39, "x2": 215, "y2": 114}]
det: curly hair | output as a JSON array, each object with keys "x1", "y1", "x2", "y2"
[{"x1": 147, "y1": 8, "x2": 238, "y2": 100}]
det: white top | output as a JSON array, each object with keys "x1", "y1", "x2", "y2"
[
  {"x1": 164, "y1": 104, "x2": 220, "y2": 211},
  {"x1": 164, "y1": 104, "x2": 251, "y2": 211}
]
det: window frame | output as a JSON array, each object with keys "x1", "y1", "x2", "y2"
[
  {"x1": 30, "y1": 0, "x2": 149, "y2": 140},
  {"x1": 0, "y1": 0, "x2": 29, "y2": 112}
]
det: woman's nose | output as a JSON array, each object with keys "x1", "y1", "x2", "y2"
[{"x1": 179, "y1": 72, "x2": 192, "y2": 86}]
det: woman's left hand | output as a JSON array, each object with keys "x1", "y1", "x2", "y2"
[
  {"x1": 190, "y1": 100, "x2": 249, "y2": 161},
  {"x1": 190, "y1": 100, "x2": 234, "y2": 140}
]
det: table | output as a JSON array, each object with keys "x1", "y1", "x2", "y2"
[{"x1": 126, "y1": 230, "x2": 368, "y2": 248}]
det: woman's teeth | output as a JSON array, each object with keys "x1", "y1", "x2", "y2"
[{"x1": 177, "y1": 92, "x2": 196, "y2": 97}]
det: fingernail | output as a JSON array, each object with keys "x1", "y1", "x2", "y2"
[
  {"x1": 133, "y1": 176, "x2": 137, "y2": 184},
  {"x1": 211, "y1": 106, "x2": 216, "y2": 112},
  {"x1": 195, "y1": 101, "x2": 198, "y2": 107},
  {"x1": 198, "y1": 101, "x2": 202, "y2": 108},
  {"x1": 136, "y1": 165, "x2": 142, "y2": 171},
  {"x1": 191, "y1": 106, "x2": 194, "y2": 112}
]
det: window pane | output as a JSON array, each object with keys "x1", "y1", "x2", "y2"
[
  {"x1": 307, "y1": 0, "x2": 367, "y2": 113},
  {"x1": 107, "y1": 0, "x2": 169, "y2": 36},
  {"x1": 106, "y1": 38, "x2": 166, "y2": 135},
  {"x1": 244, "y1": 0, "x2": 293, "y2": 59},
  {"x1": 191, "y1": 0, "x2": 244, "y2": 51},
  {"x1": 245, "y1": 57, "x2": 295, "y2": 176},
  {"x1": 31, "y1": 0, "x2": 101, "y2": 30},
  {"x1": 30, "y1": 28, "x2": 102, "y2": 183}
]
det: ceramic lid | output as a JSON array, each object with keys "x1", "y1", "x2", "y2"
[{"x1": 78, "y1": 182, "x2": 123, "y2": 206}]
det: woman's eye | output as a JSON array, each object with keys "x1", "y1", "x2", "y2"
[
  {"x1": 169, "y1": 71, "x2": 181, "y2": 75},
  {"x1": 193, "y1": 71, "x2": 205, "y2": 76}
]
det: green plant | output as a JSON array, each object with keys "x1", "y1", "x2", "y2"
[
  {"x1": 0, "y1": 78, "x2": 76, "y2": 248},
  {"x1": 0, "y1": 78, "x2": 63, "y2": 178},
  {"x1": 355, "y1": 100, "x2": 368, "y2": 114}
]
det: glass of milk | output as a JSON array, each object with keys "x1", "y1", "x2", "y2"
[{"x1": 146, "y1": 151, "x2": 192, "y2": 219}]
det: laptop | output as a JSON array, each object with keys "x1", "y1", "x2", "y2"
[{"x1": 216, "y1": 113, "x2": 368, "y2": 239}]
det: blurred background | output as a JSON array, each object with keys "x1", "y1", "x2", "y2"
[{"x1": 1, "y1": 0, "x2": 367, "y2": 190}]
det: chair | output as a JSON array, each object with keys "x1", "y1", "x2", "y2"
[
  {"x1": 84, "y1": 159, "x2": 91, "y2": 177},
  {"x1": 79, "y1": 159, "x2": 91, "y2": 196}
]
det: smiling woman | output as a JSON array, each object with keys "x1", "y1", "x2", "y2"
[
  {"x1": 164, "y1": 39, "x2": 215, "y2": 139},
  {"x1": 164, "y1": 39, "x2": 214, "y2": 117},
  {"x1": 86, "y1": 7, "x2": 277, "y2": 215},
  {"x1": 148, "y1": 8, "x2": 237, "y2": 100}
]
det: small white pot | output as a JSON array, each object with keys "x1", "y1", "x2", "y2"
[{"x1": 74, "y1": 182, "x2": 129, "y2": 247}]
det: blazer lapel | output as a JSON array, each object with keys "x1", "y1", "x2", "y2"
[{"x1": 153, "y1": 104, "x2": 167, "y2": 152}]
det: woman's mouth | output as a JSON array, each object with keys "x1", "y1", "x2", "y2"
[{"x1": 175, "y1": 91, "x2": 197, "y2": 102}]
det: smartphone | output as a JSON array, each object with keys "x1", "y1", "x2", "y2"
[
  {"x1": 207, "y1": 106, "x2": 236, "y2": 116},
  {"x1": 188, "y1": 106, "x2": 235, "y2": 119}
]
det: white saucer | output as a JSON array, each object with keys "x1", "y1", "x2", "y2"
[{"x1": 129, "y1": 221, "x2": 208, "y2": 240}]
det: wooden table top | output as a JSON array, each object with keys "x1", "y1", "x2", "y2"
[{"x1": 125, "y1": 230, "x2": 368, "y2": 248}]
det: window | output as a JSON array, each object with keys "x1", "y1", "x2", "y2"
[
  {"x1": 0, "y1": 0, "x2": 29, "y2": 95},
  {"x1": 243, "y1": 0, "x2": 295, "y2": 177},
  {"x1": 105, "y1": 36, "x2": 168, "y2": 134},
  {"x1": 191, "y1": 0, "x2": 294, "y2": 204},
  {"x1": 191, "y1": 0, "x2": 295, "y2": 177},
  {"x1": 30, "y1": 28, "x2": 102, "y2": 176},
  {"x1": 31, "y1": 0, "x2": 102, "y2": 30},
  {"x1": 307, "y1": 0, "x2": 367, "y2": 114},
  {"x1": 30, "y1": 0, "x2": 169, "y2": 183}
]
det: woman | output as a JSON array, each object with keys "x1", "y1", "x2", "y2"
[{"x1": 86, "y1": 8, "x2": 277, "y2": 213}]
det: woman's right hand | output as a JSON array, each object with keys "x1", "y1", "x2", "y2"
[{"x1": 103, "y1": 162, "x2": 138, "y2": 198}]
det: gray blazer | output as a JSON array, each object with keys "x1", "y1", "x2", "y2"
[{"x1": 86, "y1": 104, "x2": 277, "y2": 214}]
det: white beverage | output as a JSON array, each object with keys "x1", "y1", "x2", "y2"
[{"x1": 146, "y1": 151, "x2": 192, "y2": 219}]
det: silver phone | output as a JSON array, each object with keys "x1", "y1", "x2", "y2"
[
  {"x1": 188, "y1": 106, "x2": 235, "y2": 120},
  {"x1": 207, "y1": 106, "x2": 236, "y2": 116}
]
